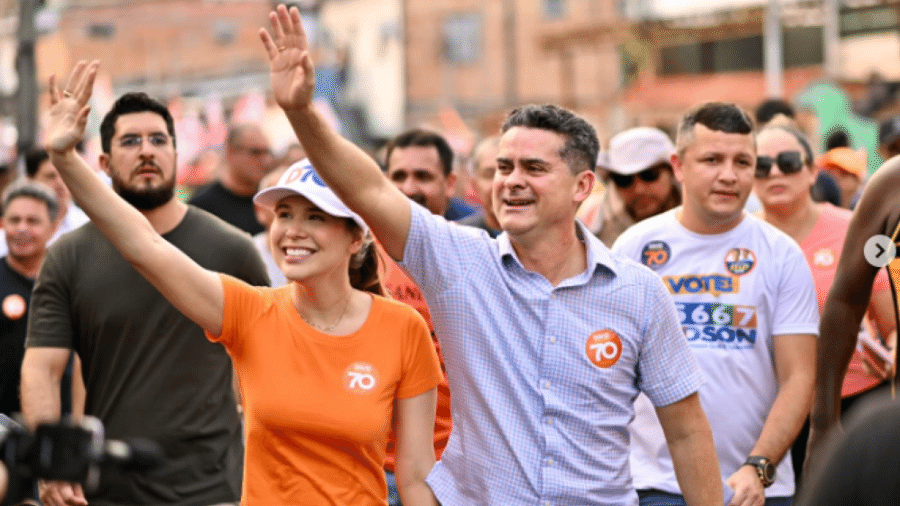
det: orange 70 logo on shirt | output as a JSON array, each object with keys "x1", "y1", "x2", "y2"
[{"x1": 585, "y1": 330, "x2": 623, "y2": 369}]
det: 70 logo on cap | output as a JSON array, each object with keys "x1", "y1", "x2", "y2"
[{"x1": 585, "y1": 330, "x2": 623, "y2": 369}]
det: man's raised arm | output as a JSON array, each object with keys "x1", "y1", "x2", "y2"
[{"x1": 260, "y1": 5, "x2": 412, "y2": 260}]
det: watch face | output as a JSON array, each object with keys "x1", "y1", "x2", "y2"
[{"x1": 747, "y1": 456, "x2": 775, "y2": 486}]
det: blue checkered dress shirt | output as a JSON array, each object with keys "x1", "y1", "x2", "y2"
[{"x1": 399, "y1": 203, "x2": 703, "y2": 505}]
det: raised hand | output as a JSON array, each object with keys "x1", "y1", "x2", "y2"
[
  {"x1": 45, "y1": 61, "x2": 98, "y2": 155},
  {"x1": 259, "y1": 5, "x2": 315, "y2": 112}
]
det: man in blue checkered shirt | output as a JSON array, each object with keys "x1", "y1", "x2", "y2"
[{"x1": 261, "y1": 6, "x2": 723, "y2": 504}]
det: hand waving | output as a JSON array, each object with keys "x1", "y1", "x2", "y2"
[
  {"x1": 259, "y1": 5, "x2": 316, "y2": 112},
  {"x1": 45, "y1": 61, "x2": 98, "y2": 155}
]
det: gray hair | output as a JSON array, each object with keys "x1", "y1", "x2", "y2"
[{"x1": 2, "y1": 181, "x2": 59, "y2": 222}]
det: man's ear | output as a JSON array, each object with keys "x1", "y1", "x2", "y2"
[
  {"x1": 98, "y1": 153, "x2": 111, "y2": 176},
  {"x1": 671, "y1": 152, "x2": 685, "y2": 185},
  {"x1": 444, "y1": 172, "x2": 458, "y2": 197},
  {"x1": 574, "y1": 170, "x2": 595, "y2": 204}
]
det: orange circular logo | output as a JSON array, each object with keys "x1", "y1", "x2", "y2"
[
  {"x1": 812, "y1": 248, "x2": 835, "y2": 268},
  {"x1": 2, "y1": 294, "x2": 26, "y2": 321},
  {"x1": 585, "y1": 330, "x2": 623, "y2": 369}
]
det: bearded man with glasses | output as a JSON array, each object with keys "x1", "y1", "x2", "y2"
[{"x1": 586, "y1": 127, "x2": 681, "y2": 246}]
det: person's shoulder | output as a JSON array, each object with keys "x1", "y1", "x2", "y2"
[
  {"x1": 47, "y1": 221, "x2": 100, "y2": 253},
  {"x1": 374, "y1": 294, "x2": 424, "y2": 317},
  {"x1": 613, "y1": 209, "x2": 674, "y2": 248},
  {"x1": 457, "y1": 210, "x2": 484, "y2": 228},
  {"x1": 184, "y1": 207, "x2": 257, "y2": 248},
  {"x1": 744, "y1": 213, "x2": 796, "y2": 245},
  {"x1": 445, "y1": 197, "x2": 478, "y2": 221},
  {"x1": 187, "y1": 181, "x2": 223, "y2": 204}
]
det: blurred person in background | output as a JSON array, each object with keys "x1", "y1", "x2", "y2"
[
  {"x1": 190, "y1": 123, "x2": 274, "y2": 235},
  {"x1": 278, "y1": 142, "x2": 306, "y2": 167},
  {"x1": 23, "y1": 148, "x2": 89, "y2": 240},
  {"x1": 755, "y1": 99, "x2": 795, "y2": 129},
  {"x1": 252, "y1": 165, "x2": 289, "y2": 287},
  {"x1": 584, "y1": 127, "x2": 681, "y2": 246},
  {"x1": 816, "y1": 147, "x2": 866, "y2": 209},
  {"x1": 753, "y1": 124, "x2": 895, "y2": 487},
  {"x1": 877, "y1": 114, "x2": 900, "y2": 161},
  {"x1": 458, "y1": 136, "x2": 501, "y2": 237},
  {"x1": 385, "y1": 129, "x2": 476, "y2": 222},
  {"x1": 0, "y1": 182, "x2": 80, "y2": 419}
]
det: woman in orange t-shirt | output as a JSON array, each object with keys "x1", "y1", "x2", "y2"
[
  {"x1": 754, "y1": 124, "x2": 896, "y2": 486},
  {"x1": 43, "y1": 61, "x2": 443, "y2": 506}
]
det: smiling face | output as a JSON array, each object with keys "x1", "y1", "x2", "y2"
[
  {"x1": 493, "y1": 126, "x2": 593, "y2": 241},
  {"x1": 100, "y1": 111, "x2": 177, "y2": 210},
  {"x1": 268, "y1": 195, "x2": 362, "y2": 283},
  {"x1": 754, "y1": 128, "x2": 817, "y2": 211},
  {"x1": 3, "y1": 196, "x2": 55, "y2": 265},
  {"x1": 674, "y1": 123, "x2": 755, "y2": 234}
]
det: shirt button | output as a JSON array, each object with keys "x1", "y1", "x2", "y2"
[
  {"x1": 549, "y1": 336, "x2": 557, "y2": 344},
  {"x1": 543, "y1": 380, "x2": 551, "y2": 390},
  {"x1": 546, "y1": 458, "x2": 554, "y2": 466},
  {"x1": 546, "y1": 417, "x2": 553, "y2": 425},
  {"x1": 544, "y1": 502, "x2": 551, "y2": 506}
]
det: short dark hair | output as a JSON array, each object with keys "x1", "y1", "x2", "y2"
[
  {"x1": 24, "y1": 147, "x2": 49, "y2": 178},
  {"x1": 2, "y1": 181, "x2": 59, "y2": 222},
  {"x1": 100, "y1": 92, "x2": 176, "y2": 154},
  {"x1": 385, "y1": 128, "x2": 454, "y2": 177},
  {"x1": 677, "y1": 102, "x2": 754, "y2": 155},
  {"x1": 824, "y1": 128, "x2": 850, "y2": 151},
  {"x1": 755, "y1": 99, "x2": 795, "y2": 126},
  {"x1": 500, "y1": 104, "x2": 599, "y2": 174}
]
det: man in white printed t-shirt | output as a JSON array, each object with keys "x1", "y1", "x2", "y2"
[{"x1": 613, "y1": 102, "x2": 818, "y2": 506}]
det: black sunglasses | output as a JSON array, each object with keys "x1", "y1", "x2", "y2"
[
  {"x1": 755, "y1": 151, "x2": 805, "y2": 178},
  {"x1": 610, "y1": 163, "x2": 668, "y2": 189}
]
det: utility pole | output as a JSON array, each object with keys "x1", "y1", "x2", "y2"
[
  {"x1": 16, "y1": 0, "x2": 38, "y2": 162},
  {"x1": 502, "y1": 0, "x2": 518, "y2": 108},
  {"x1": 763, "y1": 0, "x2": 783, "y2": 98},
  {"x1": 822, "y1": 0, "x2": 840, "y2": 79}
]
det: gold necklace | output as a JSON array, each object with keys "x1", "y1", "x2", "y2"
[{"x1": 300, "y1": 295, "x2": 352, "y2": 332}]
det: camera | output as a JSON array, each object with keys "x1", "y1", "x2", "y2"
[{"x1": 0, "y1": 415, "x2": 163, "y2": 506}]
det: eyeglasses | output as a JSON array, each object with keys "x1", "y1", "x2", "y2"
[
  {"x1": 609, "y1": 163, "x2": 668, "y2": 189},
  {"x1": 237, "y1": 146, "x2": 272, "y2": 157},
  {"x1": 118, "y1": 133, "x2": 171, "y2": 149},
  {"x1": 755, "y1": 151, "x2": 805, "y2": 178}
]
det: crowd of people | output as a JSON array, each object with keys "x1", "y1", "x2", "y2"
[{"x1": 0, "y1": 3, "x2": 897, "y2": 506}]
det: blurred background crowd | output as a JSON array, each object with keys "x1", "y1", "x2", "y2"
[{"x1": 4, "y1": 0, "x2": 900, "y2": 205}]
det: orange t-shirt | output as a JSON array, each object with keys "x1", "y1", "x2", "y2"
[
  {"x1": 800, "y1": 204, "x2": 891, "y2": 397},
  {"x1": 377, "y1": 245, "x2": 453, "y2": 472},
  {"x1": 208, "y1": 274, "x2": 443, "y2": 505}
]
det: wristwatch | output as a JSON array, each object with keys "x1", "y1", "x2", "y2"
[{"x1": 744, "y1": 455, "x2": 775, "y2": 487}]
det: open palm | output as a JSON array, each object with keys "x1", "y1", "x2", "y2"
[
  {"x1": 45, "y1": 61, "x2": 98, "y2": 154},
  {"x1": 260, "y1": 5, "x2": 316, "y2": 111}
]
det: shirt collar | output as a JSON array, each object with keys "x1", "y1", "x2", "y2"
[{"x1": 497, "y1": 220, "x2": 619, "y2": 279}]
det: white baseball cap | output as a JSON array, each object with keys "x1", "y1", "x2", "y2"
[
  {"x1": 253, "y1": 158, "x2": 368, "y2": 233},
  {"x1": 608, "y1": 127, "x2": 675, "y2": 175}
]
